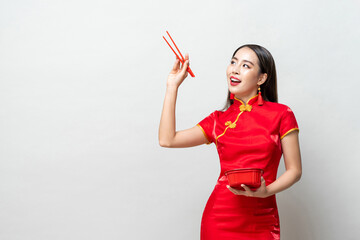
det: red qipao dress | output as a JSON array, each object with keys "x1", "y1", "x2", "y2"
[{"x1": 196, "y1": 94, "x2": 299, "y2": 240}]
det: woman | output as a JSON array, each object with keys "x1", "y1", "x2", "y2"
[{"x1": 158, "y1": 44, "x2": 302, "y2": 240}]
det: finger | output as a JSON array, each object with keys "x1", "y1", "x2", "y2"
[
  {"x1": 181, "y1": 60, "x2": 189, "y2": 74},
  {"x1": 184, "y1": 53, "x2": 189, "y2": 66},
  {"x1": 172, "y1": 58, "x2": 180, "y2": 71},
  {"x1": 226, "y1": 185, "x2": 236, "y2": 194},
  {"x1": 241, "y1": 184, "x2": 252, "y2": 193},
  {"x1": 227, "y1": 185, "x2": 245, "y2": 195},
  {"x1": 261, "y1": 177, "x2": 266, "y2": 185}
]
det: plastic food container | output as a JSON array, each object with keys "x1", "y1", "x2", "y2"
[{"x1": 224, "y1": 168, "x2": 264, "y2": 191}]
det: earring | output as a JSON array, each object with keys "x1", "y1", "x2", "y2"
[
  {"x1": 257, "y1": 85, "x2": 263, "y2": 105},
  {"x1": 230, "y1": 93, "x2": 234, "y2": 100}
]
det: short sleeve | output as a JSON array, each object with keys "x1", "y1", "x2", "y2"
[
  {"x1": 279, "y1": 107, "x2": 300, "y2": 140},
  {"x1": 197, "y1": 111, "x2": 218, "y2": 145}
]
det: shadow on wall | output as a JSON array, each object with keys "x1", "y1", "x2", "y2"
[{"x1": 277, "y1": 190, "x2": 315, "y2": 240}]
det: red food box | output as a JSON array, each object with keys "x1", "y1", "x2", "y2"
[{"x1": 225, "y1": 168, "x2": 264, "y2": 191}]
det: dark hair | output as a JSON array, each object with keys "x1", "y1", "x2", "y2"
[{"x1": 221, "y1": 44, "x2": 278, "y2": 111}]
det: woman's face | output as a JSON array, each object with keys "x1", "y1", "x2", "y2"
[{"x1": 226, "y1": 47, "x2": 266, "y2": 99}]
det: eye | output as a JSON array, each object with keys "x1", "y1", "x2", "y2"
[
  {"x1": 230, "y1": 60, "x2": 236, "y2": 64},
  {"x1": 243, "y1": 64, "x2": 249, "y2": 68}
]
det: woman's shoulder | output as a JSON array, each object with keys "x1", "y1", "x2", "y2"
[
  {"x1": 199, "y1": 109, "x2": 223, "y2": 120},
  {"x1": 264, "y1": 100, "x2": 294, "y2": 112},
  {"x1": 207, "y1": 109, "x2": 225, "y2": 119},
  {"x1": 262, "y1": 101, "x2": 298, "y2": 120},
  {"x1": 200, "y1": 107, "x2": 232, "y2": 122}
]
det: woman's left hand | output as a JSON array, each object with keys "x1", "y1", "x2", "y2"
[{"x1": 226, "y1": 177, "x2": 271, "y2": 198}]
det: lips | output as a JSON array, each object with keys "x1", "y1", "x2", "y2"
[
  {"x1": 230, "y1": 76, "x2": 241, "y2": 83},
  {"x1": 230, "y1": 76, "x2": 241, "y2": 86}
]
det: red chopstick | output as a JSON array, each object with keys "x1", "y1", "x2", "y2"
[{"x1": 162, "y1": 31, "x2": 195, "y2": 77}]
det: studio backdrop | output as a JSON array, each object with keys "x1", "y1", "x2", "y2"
[{"x1": 0, "y1": 0, "x2": 359, "y2": 239}]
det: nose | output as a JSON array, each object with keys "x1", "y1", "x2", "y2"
[{"x1": 231, "y1": 65, "x2": 240, "y2": 75}]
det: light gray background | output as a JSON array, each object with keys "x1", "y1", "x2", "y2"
[{"x1": 1, "y1": 0, "x2": 359, "y2": 239}]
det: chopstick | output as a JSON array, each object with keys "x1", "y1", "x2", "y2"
[{"x1": 162, "y1": 31, "x2": 195, "y2": 77}]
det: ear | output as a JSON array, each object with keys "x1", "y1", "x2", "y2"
[{"x1": 258, "y1": 73, "x2": 267, "y2": 85}]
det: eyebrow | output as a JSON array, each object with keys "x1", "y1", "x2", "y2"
[{"x1": 232, "y1": 57, "x2": 255, "y2": 66}]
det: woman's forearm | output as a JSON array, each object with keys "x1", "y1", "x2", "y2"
[
  {"x1": 266, "y1": 168, "x2": 302, "y2": 196},
  {"x1": 158, "y1": 85, "x2": 178, "y2": 147}
]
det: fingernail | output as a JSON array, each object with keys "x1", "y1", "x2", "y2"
[{"x1": 241, "y1": 184, "x2": 244, "y2": 187}]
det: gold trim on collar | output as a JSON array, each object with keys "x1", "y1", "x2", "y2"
[
  {"x1": 234, "y1": 94, "x2": 258, "y2": 112},
  {"x1": 234, "y1": 94, "x2": 259, "y2": 106}
]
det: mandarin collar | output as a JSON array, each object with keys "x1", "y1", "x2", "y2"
[{"x1": 233, "y1": 94, "x2": 259, "y2": 107}]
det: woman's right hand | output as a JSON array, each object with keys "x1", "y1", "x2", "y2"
[{"x1": 166, "y1": 53, "x2": 190, "y2": 88}]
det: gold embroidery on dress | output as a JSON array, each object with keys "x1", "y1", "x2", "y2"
[
  {"x1": 215, "y1": 111, "x2": 243, "y2": 146},
  {"x1": 239, "y1": 104, "x2": 252, "y2": 112},
  {"x1": 225, "y1": 121, "x2": 236, "y2": 128},
  {"x1": 215, "y1": 94, "x2": 259, "y2": 147}
]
